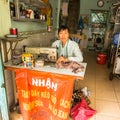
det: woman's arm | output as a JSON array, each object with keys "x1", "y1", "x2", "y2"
[{"x1": 68, "y1": 41, "x2": 83, "y2": 63}]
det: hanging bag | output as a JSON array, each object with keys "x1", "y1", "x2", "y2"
[{"x1": 113, "y1": 33, "x2": 120, "y2": 45}]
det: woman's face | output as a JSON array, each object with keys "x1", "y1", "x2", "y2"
[{"x1": 58, "y1": 29, "x2": 69, "y2": 44}]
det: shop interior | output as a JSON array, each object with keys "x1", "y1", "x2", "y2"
[{"x1": 0, "y1": 0, "x2": 120, "y2": 120}]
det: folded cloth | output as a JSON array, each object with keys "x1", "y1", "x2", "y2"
[{"x1": 56, "y1": 61, "x2": 84, "y2": 73}]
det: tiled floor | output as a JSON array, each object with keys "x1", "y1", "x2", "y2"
[{"x1": 10, "y1": 49, "x2": 120, "y2": 120}]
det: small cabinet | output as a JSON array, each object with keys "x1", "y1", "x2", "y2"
[{"x1": 10, "y1": 0, "x2": 48, "y2": 22}]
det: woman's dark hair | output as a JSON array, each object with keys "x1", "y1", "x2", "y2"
[{"x1": 58, "y1": 25, "x2": 70, "y2": 34}]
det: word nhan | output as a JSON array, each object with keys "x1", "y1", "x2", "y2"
[{"x1": 32, "y1": 77, "x2": 58, "y2": 91}]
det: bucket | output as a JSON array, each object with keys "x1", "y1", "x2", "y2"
[
  {"x1": 97, "y1": 53, "x2": 107, "y2": 65},
  {"x1": 10, "y1": 28, "x2": 18, "y2": 35}
]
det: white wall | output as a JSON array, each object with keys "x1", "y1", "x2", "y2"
[
  {"x1": 0, "y1": 0, "x2": 13, "y2": 112},
  {"x1": 0, "y1": 0, "x2": 11, "y2": 36}
]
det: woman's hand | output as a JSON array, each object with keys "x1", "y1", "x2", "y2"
[{"x1": 56, "y1": 56, "x2": 69, "y2": 64}]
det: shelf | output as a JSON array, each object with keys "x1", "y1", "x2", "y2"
[
  {"x1": 0, "y1": 36, "x2": 26, "y2": 42},
  {"x1": 12, "y1": 17, "x2": 46, "y2": 22},
  {"x1": 0, "y1": 37, "x2": 26, "y2": 62},
  {"x1": 11, "y1": 0, "x2": 49, "y2": 22},
  {"x1": 20, "y1": 0, "x2": 47, "y2": 8},
  {"x1": 115, "y1": 23, "x2": 120, "y2": 24}
]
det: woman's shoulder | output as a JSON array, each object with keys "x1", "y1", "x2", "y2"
[
  {"x1": 52, "y1": 40, "x2": 60, "y2": 47},
  {"x1": 54, "y1": 40, "x2": 60, "y2": 42},
  {"x1": 53, "y1": 40, "x2": 60, "y2": 43},
  {"x1": 69, "y1": 39, "x2": 78, "y2": 45}
]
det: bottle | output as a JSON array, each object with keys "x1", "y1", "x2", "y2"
[{"x1": 23, "y1": 57, "x2": 27, "y2": 67}]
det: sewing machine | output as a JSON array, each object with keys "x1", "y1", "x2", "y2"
[{"x1": 25, "y1": 47, "x2": 57, "y2": 62}]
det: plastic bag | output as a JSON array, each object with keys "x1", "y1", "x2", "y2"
[
  {"x1": 70, "y1": 98, "x2": 96, "y2": 120},
  {"x1": 113, "y1": 33, "x2": 119, "y2": 45}
]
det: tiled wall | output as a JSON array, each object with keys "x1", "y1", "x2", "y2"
[{"x1": 17, "y1": 31, "x2": 57, "y2": 48}]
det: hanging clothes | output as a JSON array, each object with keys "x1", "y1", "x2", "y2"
[
  {"x1": 78, "y1": 16, "x2": 84, "y2": 30},
  {"x1": 62, "y1": 2, "x2": 68, "y2": 17}
]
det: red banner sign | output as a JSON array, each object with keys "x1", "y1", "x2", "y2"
[{"x1": 15, "y1": 69, "x2": 75, "y2": 120}]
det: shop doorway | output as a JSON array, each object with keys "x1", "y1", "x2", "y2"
[{"x1": 88, "y1": 9, "x2": 109, "y2": 51}]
